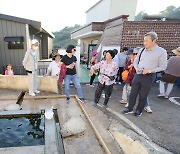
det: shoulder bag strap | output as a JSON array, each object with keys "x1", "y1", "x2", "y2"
[{"x1": 138, "y1": 48, "x2": 145, "y2": 64}]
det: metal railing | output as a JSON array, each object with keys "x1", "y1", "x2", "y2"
[{"x1": 2, "y1": 65, "x2": 48, "y2": 76}]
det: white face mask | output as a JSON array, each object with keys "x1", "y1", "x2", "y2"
[
  {"x1": 34, "y1": 46, "x2": 38, "y2": 51},
  {"x1": 32, "y1": 46, "x2": 38, "y2": 51}
]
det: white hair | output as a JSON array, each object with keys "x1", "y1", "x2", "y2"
[{"x1": 144, "y1": 32, "x2": 158, "y2": 41}]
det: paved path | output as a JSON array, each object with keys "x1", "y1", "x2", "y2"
[{"x1": 70, "y1": 83, "x2": 180, "y2": 154}]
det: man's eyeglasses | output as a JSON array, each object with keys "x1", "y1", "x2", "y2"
[{"x1": 133, "y1": 53, "x2": 138, "y2": 55}]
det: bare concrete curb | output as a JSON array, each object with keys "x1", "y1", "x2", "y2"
[
  {"x1": 112, "y1": 131, "x2": 148, "y2": 154},
  {"x1": 75, "y1": 95, "x2": 111, "y2": 154}
]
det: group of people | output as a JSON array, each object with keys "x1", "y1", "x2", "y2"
[
  {"x1": 22, "y1": 31, "x2": 180, "y2": 117},
  {"x1": 90, "y1": 31, "x2": 180, "y2": 117},
  {"x1": 22, "y1": 41, "x2": 85, "y2": 102}
]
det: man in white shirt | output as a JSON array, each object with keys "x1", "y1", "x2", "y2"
[{"x1": 123, "y1": 32, "x2": 167, "y2": 117}]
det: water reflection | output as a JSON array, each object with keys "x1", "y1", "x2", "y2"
[{"x1": 0, "y1": 114, "x2": 45, "y2": 148}]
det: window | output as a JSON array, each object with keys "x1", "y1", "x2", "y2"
[
  {"x1": 8, "y1": 41, "x2": 24, "y2": 49},
  {"x1": 4, "y1": 36, "x2": 24, "y2": 49}
]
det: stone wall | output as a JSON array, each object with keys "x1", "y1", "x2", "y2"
[{"x1": 0, "y1": 75, "x2": 57, "y2": 93}]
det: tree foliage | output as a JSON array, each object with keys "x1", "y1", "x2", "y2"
[
  {"x1": 159, "y1": 5, "x2": 180, "y2": 18},
  {"x1": 53, "y1": 24, "x2": 82, "y2": 49},
  {"x1": 135, "y1": 5, "x2": 180, "y2": 21},
  {"x1": 135, "y1": 11, "x2": 148, "y2": 21}
]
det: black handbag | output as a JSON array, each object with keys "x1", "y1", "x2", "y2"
[{"x1": 102, "y1": 74, "x2": 115, "y2": 81}]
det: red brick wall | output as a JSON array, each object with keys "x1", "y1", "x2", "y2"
[
  {"x1": 121, "y1": 21, "x2": 180, "y2": 57},
  {"x1": 98, "y1": 20, "x2": 180, "y2": 57},
  {"x1": 100, "y1": 18, "x2": 124, "y2": 46}
]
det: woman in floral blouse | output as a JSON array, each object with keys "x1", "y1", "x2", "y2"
[{"x1": 90, "y1": 50, "x2": 118, "y2": 107}]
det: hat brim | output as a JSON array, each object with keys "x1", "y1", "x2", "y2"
[
  {"x1": 53, "y1": 54, "x2": 60, "y2": 57},
  {"x1": 172, "y1": 49, "x2": 180, "y2": 56}
]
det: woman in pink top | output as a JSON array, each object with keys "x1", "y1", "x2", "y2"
[
  {"x1": 5, "y1": 64, "x2": 14, "y2": 75},
  {"x1": 90, "y1": 50, "x2": 118, "y2": 108}
]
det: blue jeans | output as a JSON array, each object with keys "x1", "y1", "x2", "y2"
[{"x1": 64, "y1": 74, "x2": 83, "y2": 99}]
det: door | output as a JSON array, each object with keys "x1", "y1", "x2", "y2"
[{"x1": 87, "y1": 44, "x2": 97, "y2": 68}]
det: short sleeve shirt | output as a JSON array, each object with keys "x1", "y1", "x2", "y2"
[
  {"x1": 92, "y1": 60, "x2": 118, "y2": 85},
  {"x1": 61, "y1": 55, "x2": 77, "y2": 75},
  {"x1": 47, "y1": 61, "x2": 60, "y2": 80}
]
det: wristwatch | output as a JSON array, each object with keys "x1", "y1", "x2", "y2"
[{"x1": 148, "y1": 70, "x2": 151, "y2": 74}]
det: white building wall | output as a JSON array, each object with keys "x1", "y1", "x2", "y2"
[
  {"x1": 109, "y1": 0, "x2": 138, "y2": 21},
  {"x1": 86, "y1": 0, "x2": 138, "y2": 24},
  {"x1": 86, "y1": 0, "x2": 111, "y2": 24}
]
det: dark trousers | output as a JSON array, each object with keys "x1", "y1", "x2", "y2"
[
  {"x1": 128, "y1": 74, "x2": 156, "y2": 112},
  {"x1": 116, "y1": 67, "x2": 124, "y2": 82},
  {"x1": 58, "y1": 81, "x2": 63, "y2": 95},
  {"x1": 94, "y1": 82, "x2": 113, "y2": 105},
  {"x1": 90, "y1": 74, "x2": 96, "y2": 85}
]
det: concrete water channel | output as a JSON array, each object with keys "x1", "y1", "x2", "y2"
[
  {"x1": 0, "y1": 88, "x2": 174, "y2": 154},
  {"x1": 0, "y1": 90, "x2": 106, "y2": 154}
]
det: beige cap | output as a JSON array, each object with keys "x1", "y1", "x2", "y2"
[
  {"x1": 172, "y1": 47, "x2": 180, "y2": 56},
  {"x1": 31, "y1": 39, "x2": 39, "y2": 45}
]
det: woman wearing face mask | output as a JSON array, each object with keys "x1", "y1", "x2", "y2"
[{"x1": 23, "y1": 39, "x2": 40, "y2": 96}]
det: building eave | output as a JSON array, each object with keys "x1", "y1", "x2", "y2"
[
  {"x1": 0, "y1": 13, "x2": 41, "y2": 27},
  {"x1": 71, "y1": 31, "x2": 103, "y2": 39},
  {"x1": 0, "y1": 13, "x2": 54, "y2": 38},
  {"x1": 42, "y1": 28, "x2": 55, "y2": 38}
]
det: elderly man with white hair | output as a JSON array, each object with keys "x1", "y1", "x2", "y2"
[
  {"x1": 123, "y1": 32, "x2": 168, "y2": 117},
  {"x1": 23, "y1": 39, "x2": 40, "y2": 96}
]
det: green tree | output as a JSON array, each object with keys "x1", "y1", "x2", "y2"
[
  {"x1": 135, "y1": 11, "x2": 148, "y2": 21},
  {"x1": 135, "y1": 5, "x2": 180, "y2": 21},
  {"x1": 159, "y1": 5, "x2": 180, "y2": 18},
  {"x1": 53, "y1": 24, "x2": 82, "y2": 49}
]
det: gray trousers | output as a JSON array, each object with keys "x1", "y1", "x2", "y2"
[
  {"x1": 28, "y1": 71, "x2": 38, "y2": 94},
  {"x1": 128, "y1": 73, "x2": 155, "y2": 112}
]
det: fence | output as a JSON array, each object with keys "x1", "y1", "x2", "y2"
[{"x1": 2, "y1": 65, "x2": 48, "y2": 76}]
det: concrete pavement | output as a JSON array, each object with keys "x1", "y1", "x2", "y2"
[{"x1": 71, "y1": 82, "x2": 180, "y2": 154}]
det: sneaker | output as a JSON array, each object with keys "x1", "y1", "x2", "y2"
[
  {"x1": 122, "y1": 108, "x2": 133, "y2": 114},
  {"x1": 34, "y1": 90, "x2": 40, "y2": 94},
  {"x1": 144, "y1": 106, "x2": 152, "y2": 113},
  {"x1": 164, "y1": 95, "x2": 169, "y2": 99},
  {"x1": 89, "y1": 85, "x2": 95, "y2": 87},
  {"x1": 119, "y1": 99, "x2": 128, "y2": 104},
  {"x1": 29, "y1": 93, "x2": 35, "y2": 97},
  {"x1": 125, "y1": 103, "x2": 129, "y2": 108},
  {"x1": 66, "y1": 98, "x2": 70, "y2": 103},
  {"x1": 79, "y1": 98, "x2": 86, "y2": 103},
  {"x1": 134, "y1": 110, "x2": 142, "y2": 117},
  {"x1": 157, "y1": 93, "x2": 165, "y2": 97},
  {"x1": 93, "y1": 102, "x2": 97, "y2": 107}
]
